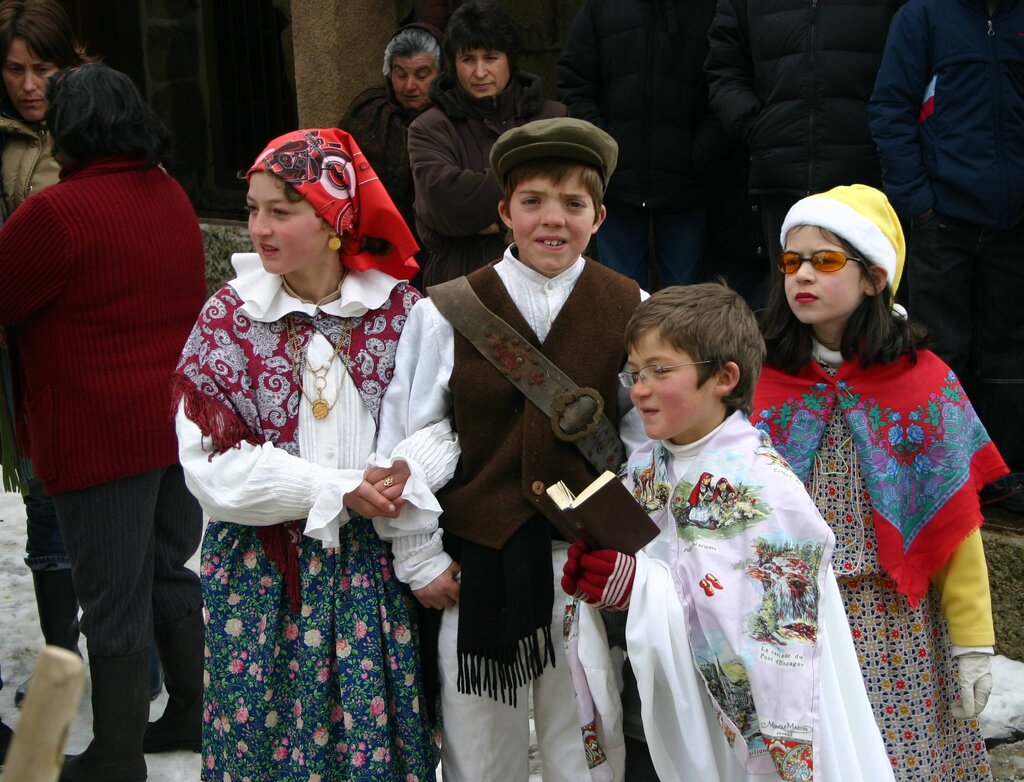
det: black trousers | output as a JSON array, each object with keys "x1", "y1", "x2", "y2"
[
  {"x1": 54, "y1": 464, "x2": 203, "y2": 658},
  {"x1": 908, "y1": 212, "x2": 1024, "y2": 470}
]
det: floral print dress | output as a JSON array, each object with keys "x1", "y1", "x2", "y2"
[
  {"x1": 810, "y1": 381, "x2": 992, "y2": 782},
  {"x1": 175, "y1": 267, "x2": 441, "y2": 782},
  {"x1": 201, "y1": 516, "x2": 439, "y2": 782}
]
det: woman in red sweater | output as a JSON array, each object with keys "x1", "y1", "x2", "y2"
[{"x1": 0, "y1": 63, "x2": 206, "y2": 782}]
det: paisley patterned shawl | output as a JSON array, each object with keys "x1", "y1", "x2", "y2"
[
  {"x1": 752, "y1": 351, "x2": 1007, "y2": 606},
  {"x1": 171, "y1": 281, "x2": 419, "y2": 608}
]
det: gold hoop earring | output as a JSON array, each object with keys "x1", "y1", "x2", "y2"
[{"x1": 327, "y1": 234, "x2": 342, "y2": 251}]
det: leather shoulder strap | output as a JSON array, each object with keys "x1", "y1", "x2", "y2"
[{"x1": 428, "y1": 276, "x2": 625, "y2": 473}]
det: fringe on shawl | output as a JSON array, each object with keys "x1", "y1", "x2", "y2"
[
  {"x1": 172, "y1": 374, "x2": 303, "y2": 612},
  {"x1": 456, "y1": 625, "x2": 555, "y2": 708},
  {"x1": 171, "y1": 375, "x2": 261, "y2": 455},
  {"x1": 874, "y1": 440, "x2": 1007, "y2": 607}
]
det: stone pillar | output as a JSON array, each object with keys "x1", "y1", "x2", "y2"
[{"x1": 290, "y1": 0, "x2": 396, "y2": 127}]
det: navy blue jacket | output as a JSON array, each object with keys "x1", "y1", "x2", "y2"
[{"x1": 869, "y1": 0, "x2": 1024, "y2": 228}]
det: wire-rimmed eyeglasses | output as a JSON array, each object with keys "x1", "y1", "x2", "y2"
[
  {"x1": 618, "y1": 360, "x2": 712, "y2": 388},
  {"x1": 776, "y1": 250, "x2": 866, "y2": 275}
]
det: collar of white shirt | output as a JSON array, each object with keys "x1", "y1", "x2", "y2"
[{"x1": 228, "y1": 252, "x2": 402, "y2": 322}]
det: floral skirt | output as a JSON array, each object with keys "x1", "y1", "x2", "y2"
[
  {"x1": 839, "y1": 573, "x2": 991, "y2": 782},
  {"x1": 200, "y1": 517, "x2": 440, "y2": 781}
]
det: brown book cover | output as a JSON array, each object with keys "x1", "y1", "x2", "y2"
[{"x1": 545, "y1": 471, "x2": 660, "y2": 554}]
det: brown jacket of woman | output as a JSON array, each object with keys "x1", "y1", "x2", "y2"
[{"x1": 408, "y1": 69, "x2": 566, "y2": 287}]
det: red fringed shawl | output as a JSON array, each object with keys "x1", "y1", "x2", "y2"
[{"x1": 752, "y1": 351, "x2": 1007, "y2": 606}]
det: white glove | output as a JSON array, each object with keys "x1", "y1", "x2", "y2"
[{"x1": 951, "y1": 652, "x2": 993, "y2": 719}]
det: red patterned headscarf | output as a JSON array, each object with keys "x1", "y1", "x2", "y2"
[{"x1": 247, "y1": 128, "x2": 419, "y2": 280}]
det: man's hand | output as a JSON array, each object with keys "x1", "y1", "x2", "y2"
[
  {"x1": 345, "y1": 460, "x2": 411, "y2": 519},
  {"x1": 413, "y1": 561, "x2": 461, "y2": 609}
]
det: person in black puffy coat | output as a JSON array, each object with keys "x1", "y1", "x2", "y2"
[
  {"x1": 704, "y1": 0, "x2": 901, "y2": 271},
  {"x1": 557, "y1": 0, "x2": 722, "y2": 290}
]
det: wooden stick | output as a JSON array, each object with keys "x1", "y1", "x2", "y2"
[{"x1": 1, "y1": 646, "x2": 85, "y2": 782}]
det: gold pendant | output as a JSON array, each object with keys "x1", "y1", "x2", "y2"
[{"x1": 311, "y1": 399, "x2": 330, "y2": 419}]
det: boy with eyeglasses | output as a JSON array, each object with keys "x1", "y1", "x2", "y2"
[
  {"x1": 561, "y1": 283, "x2": 894, "y2": 780},
  {"x1": 374, "y1": 117, "x2": 644, "y2": 781}
]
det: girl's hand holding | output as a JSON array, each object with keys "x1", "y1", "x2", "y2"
[{"x1": 346, "y1": 460, "x2": 411, "y2": 519}]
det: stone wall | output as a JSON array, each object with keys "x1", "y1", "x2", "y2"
[
  {"x1": 201, "y1": 222, "x2": 252, "y2": 295},
  {"x1": 291, "y1": 1, "x2": 396, "y2": 128},
  {"x1": 983, "y1": 529, "x2": 1024, "y2": 660}
]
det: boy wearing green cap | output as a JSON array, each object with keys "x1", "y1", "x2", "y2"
[{"x1": 374, "y1": 117, "x2": 643, "y2": 781}]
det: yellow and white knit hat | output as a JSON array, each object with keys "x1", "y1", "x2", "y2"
[{"x1": 780, "y1": 184, "x2": 906, "y2": 295}]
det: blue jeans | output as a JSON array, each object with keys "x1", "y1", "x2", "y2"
[
  {"x1": 908, "y1": 212, "x2": 1024, "y2": 470},
  {"x1": 4, "y1": 340, "x2": 71, "y2": 572},
  {"x1": 596, "y1": 204, "x2": 706, "y2": 290},
  {"x1": 24, "y1": 475, "x2": 69, "y2": 571}
]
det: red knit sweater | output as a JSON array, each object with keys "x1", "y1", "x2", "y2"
[{"x1": 0, "y1": 157, "x2": 206, "y2": 494}]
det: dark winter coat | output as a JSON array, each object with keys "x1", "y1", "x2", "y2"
[
  {"x1": 340, "y1": 87, "x2": 421, "y2": 251},
  {"x1": 407, "y1": 70, "x2": 566, "y2": 287},
  {"x1": 557, "y1": 0, "x2": 720, "y2": 210},
  {"x1": 705, "y1": 0, "x2": 901, "y2": 196},
  {"x1": 869, "y1": 0, "x2": 1024, "y2": 229}
]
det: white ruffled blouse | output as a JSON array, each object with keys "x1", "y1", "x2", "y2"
[{"x1": 175, "y1": 253, "x2": 459, "y2": 590}]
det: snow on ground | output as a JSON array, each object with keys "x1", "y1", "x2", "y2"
[{"x1": 0, "y1": 488, "x2": 1020, "y2": 779}]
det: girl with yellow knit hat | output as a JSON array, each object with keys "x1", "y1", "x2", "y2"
[{"x1": 752, "y1": 184, "x2": 1006, "y2": 781}]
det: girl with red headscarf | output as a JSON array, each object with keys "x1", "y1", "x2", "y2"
[{"x1": 173, "y1": 128, "x2": 447, "y2": 781}]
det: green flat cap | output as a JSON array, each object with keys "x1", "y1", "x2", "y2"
[{"x1": 490, "y1": 117, "x2": 618, "y2": 187}]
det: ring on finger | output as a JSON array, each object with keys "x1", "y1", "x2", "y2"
[{"x1": 382, "y1": 475, "x2": 395, "y2": 488}]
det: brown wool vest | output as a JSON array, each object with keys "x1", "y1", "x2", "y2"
[{"x1": 438, "y1": 261, "x2": 640, "y2": 549}]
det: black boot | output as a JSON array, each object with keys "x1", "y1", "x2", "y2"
[
  {"x1": 60, "y1": 648, "x2": 148, "y2": 782},
  {"x1": 16, "y1": 569, "x2": 81, "y2": 707},
  {"x1": 0, "y1": 717, "x2": 12, "y2": 765},
  {"x1": 142, "y1": 609, "x2": 204, "y2": 753}
]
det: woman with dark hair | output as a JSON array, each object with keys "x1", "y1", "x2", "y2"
[
  {"x1": 407, "y1": 0, "x2": 566, "y2": 286},
  {"x1": 0, "y1": 0, "x2": 92, "y2": 750},
  {"x1": 0, "y1": 62, "x2": 206, "y2": 782},
  {"x1": 173, "y1": 127, "x2": 442, "y2": 781}
]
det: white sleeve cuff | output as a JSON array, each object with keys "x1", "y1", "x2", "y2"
[
  {"x1": 367, "y1": 451, "x2": 452, "y2": 590},
  {"x1": 390, "y1": 534, "x2": 452, "y2": 590},
  {"x1": 386, "y1": 419, "x2": 460, "y2": 491},
  {"x1": 304, "y1": 468, "x2": 365, "y2": 548},
  {"x1": 952, "y1": 645, "x2": 995, "y2": 657}
]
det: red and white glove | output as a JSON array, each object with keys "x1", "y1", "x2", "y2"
[
  {"x1": 561, "y1": 539, "x2": 587, "y2": 597},
  {"x1": 561, "y1": 540, "x2": 635, "y2": 611}
]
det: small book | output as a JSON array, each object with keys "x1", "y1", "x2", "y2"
[{"x1": 545, "y1": 471, "x2": 660, "y2": 554}]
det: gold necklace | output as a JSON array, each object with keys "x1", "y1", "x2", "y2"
[{"x1": 285, "y1": 315, "x2": 354, "y2": 420}]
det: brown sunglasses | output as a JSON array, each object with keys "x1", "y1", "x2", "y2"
[{"x1": 776, "y1": 250, "x2": 866, "y2": 275}]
